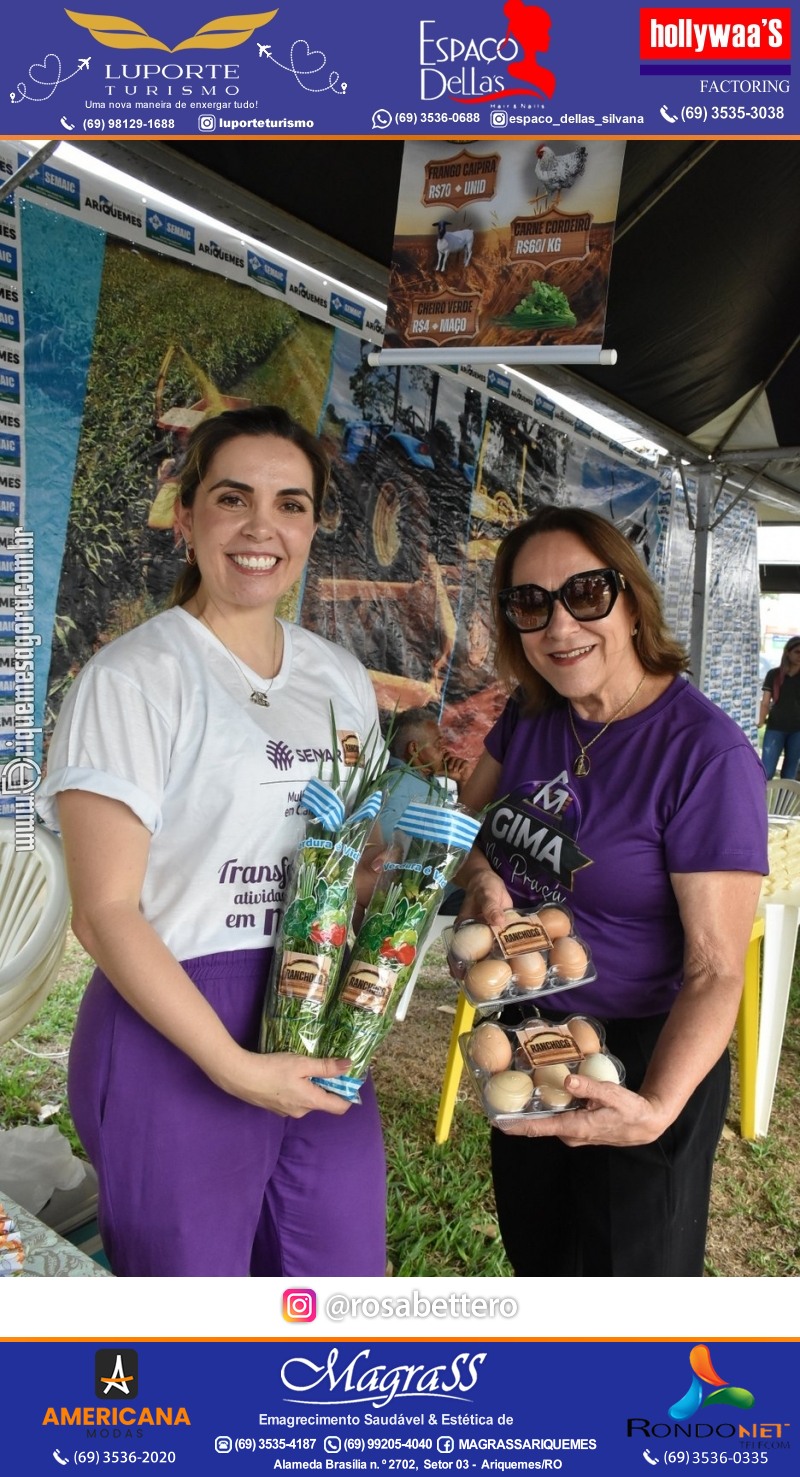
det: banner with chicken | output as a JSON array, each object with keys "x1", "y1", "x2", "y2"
[{"x1": 384, "y1": 139, "x2": 626, "y2": 356}]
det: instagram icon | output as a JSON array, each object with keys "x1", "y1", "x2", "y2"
[{"x1": 283, "y1": 1288, "x2": 317, "y2": 1322}]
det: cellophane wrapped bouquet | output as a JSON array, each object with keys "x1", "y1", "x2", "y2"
[
  {"x1": 259, "y1": 725, "x2": 390, "y2": 1059},
  {"x1": 315, "y1": 795, "x2": 481, "y2": 1100}
]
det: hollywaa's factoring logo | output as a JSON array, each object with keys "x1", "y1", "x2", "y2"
[{"x1": 65, "y1": 8, "x2": 278, "y2": 51}]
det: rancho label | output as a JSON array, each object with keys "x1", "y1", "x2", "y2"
[
  {"x1": 278, "y1": 952, "x2": 330, "y2": 1003},
  {"x1": 494, "y1": 916, "x2": 551, "y2": 958},
  {"x1": 515, "y1": 1023, "x2": 581, "y2": 1069},
  {"x1": 341, "y1": 960, "x2": 396, "y2": 1015},
  {"x1": 337, "y1": 730, "x2": 361, "y2": 767}
]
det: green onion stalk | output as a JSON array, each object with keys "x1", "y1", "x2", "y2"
[
  {"x1": 315, "y1": 799, "x2": 482, "y2": 1100},
  {"x1": 259, "y1": 722, "x2": 391, "y2": 1058}
]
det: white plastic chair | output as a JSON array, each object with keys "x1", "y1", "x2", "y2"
[
  {"x1": 0, "y1": 820, "x2": 70, "y2": 1047},
  {"x1": 766, "y1": 777, "x2": 800, "y2": 818},
  {"x1": 394, "y1": 912, "x2": 451, "y2": 1023}
]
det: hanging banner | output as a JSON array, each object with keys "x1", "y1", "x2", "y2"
[{"x1": 384, "y1": 139, "x2": 625, "y2": 357}]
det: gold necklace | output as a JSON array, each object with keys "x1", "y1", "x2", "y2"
[
  {"x1": 567, "y1": 673, "x2": 646, "y2": 777},
  {"x1": 199, "y1": 613, "x2": 281, "y2": 708}
]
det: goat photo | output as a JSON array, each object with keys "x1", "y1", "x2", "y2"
[{"x1": 434, "y1": 221, "x2": 474, "y2": 273}]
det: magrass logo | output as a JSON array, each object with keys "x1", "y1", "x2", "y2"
[
  {"x1": 65, "y1": 7, "x2": 278, "y2": 52},
  {"x1": 668, "y1": 1345, "x2": 755, "y2": 1420},
  {"x1": 95, "y1": 1349, "x2": 139, "y2": 1399}
]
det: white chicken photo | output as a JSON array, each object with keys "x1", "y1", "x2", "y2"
[{"x1": 534, "y1": 143, "x2": 588, "y2": 206}]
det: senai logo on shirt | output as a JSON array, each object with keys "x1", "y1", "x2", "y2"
[{"x1": 265, "y1": 733, "x2": 362, "y2": 772}]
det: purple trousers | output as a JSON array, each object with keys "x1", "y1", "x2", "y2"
[{"x1": 67, "y1": 950, "x2": 387, "y2": 1277}]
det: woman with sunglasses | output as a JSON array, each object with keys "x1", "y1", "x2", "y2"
[
  {"x1": 457, "y1": 506, "x2": 767, "y2": 1277},
  {"x1": 758, "y1": 637, "x2": 800, "y2": 779}
]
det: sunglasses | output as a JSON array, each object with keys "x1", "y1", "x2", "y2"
[{"x1": 499, "y1": 568, "x2": 627, "y2": 633}]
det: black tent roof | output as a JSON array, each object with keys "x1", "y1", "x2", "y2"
[{"x1": 123, "y1": 139, "x2": 800, "y2": 508}]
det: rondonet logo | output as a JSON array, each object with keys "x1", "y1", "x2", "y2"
[
  {"x1": 280, "y1": 1348, "x2": 487, "y2": 1409},
  {"x1": 65, "y1": 8, "x2": 278, "y2": 51},
  {"x1": 640, "y1": 8, "x2": 792, "y2": 61}
]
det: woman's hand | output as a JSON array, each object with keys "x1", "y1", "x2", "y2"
[
  {"x1": 459, "y1": 867, "x2": 513, "y2": 931},
  {"x1": 218, "y1": 1050, "x2": 356, "y2": 1118},
  {"x1": 499, "y1": 1074, "x2": 670, "y2": 1147}
]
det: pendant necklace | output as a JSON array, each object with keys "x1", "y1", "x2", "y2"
[
  {"x1": 567, "y1": 673, "x2": 646, "y2": 777},
  {"x1": 199, "y1": 612, "x2": 281, "y2": 708}
]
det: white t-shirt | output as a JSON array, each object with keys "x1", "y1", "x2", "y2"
[{"x1": 38, "y1": 609, "x2": 380, "y2": 960}]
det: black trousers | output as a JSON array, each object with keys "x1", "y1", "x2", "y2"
[{"x1": 490, "y1": 1012, "x2": 730, "y2": 1278}]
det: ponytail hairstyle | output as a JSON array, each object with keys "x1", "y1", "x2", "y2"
[{"x1": 167, "y1": 405, "x2": 329, "y2": 608}]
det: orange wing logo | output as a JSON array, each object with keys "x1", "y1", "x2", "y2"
[{"x1": 65, "y1": 9, "x2": 278, "y2": 52}]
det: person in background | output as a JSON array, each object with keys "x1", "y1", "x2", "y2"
[
  {"x1": 379, "y1": 707, "x2": 470, "y2": 843},
  {"x1": 38, "y1": 406, "x2": 387, "y2": 1279},
  {"x1": 759, "y1": 637, "x2": 800, "y2": 780},
  {"x1": 456, "y1": 506, "x2": 767, "y2": 1277}
]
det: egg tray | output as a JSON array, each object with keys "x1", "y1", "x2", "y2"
[
  {"x1": 459, "y1": 1013, "x2": 625, "y2": 1122},
  {"x1": 443, "y1": 908, "x2": 596, "y2": 1014}
]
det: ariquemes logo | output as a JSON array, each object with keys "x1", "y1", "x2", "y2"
[
  {"x1": 95, "y1": 1349, "x2": 139, "y2": 1399},
  {"x1": 421, "y1": 2, "x2": 557, "y2": 103}
]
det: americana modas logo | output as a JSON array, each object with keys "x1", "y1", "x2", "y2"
[
  {"x1": 66, "y1": 8, "x2": 277, "y2": 51},
  {"x1": 95, "y1": 1348, "x2": 139, "y2": 1398}
]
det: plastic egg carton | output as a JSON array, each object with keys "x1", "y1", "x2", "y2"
[
  {"x1": 458, "y1": 1012, "x2": 624, "y2": 1121},
  {"x1": 444, "y1": 906, "x2": 596, "y2": 1013}
]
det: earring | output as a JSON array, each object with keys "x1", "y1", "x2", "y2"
[{"x1": 185, "y1": 544, "x2": 196, "y2": 566}]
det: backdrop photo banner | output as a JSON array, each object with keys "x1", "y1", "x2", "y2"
[
  {"x1": 384, "y1": 139, "x2": 625, "y2": 355},
  {"x1": 0, "y1": 138, "x2": 676, "y2": 783}
]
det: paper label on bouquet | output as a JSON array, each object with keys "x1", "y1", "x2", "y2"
[
  {"x1": 277, "y1": 952, "x2": 331, "y2": 1002},
  {"x1": 515, "y1": 1023, "x2": 581, "y2": 1068},
  {"x1": 495, "y1": 917, "x2": 551, "y2": 958},
  {"x1": 341, "y1": 959, "x2": 397, "y2": 1015}
]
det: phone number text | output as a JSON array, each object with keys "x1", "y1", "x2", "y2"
[{"x1": 82, "y1": 118, "x2": 176, "y2": 129}]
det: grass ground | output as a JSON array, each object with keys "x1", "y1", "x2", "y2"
[{"x1": 2, "y1": 932, "x2": 798, "y2": 1277}]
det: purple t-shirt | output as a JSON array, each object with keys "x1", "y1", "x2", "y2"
[{"x1": 482, "y1": 676, "x2": 768, "y2": 1019}]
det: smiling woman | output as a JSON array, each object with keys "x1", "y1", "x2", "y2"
[
  {"x1": 37, "y1": 406, "x2": 388, "y2": 1279},
  {"x1": 456, "y1": 505, "x2": 768, "y2": 1278}
]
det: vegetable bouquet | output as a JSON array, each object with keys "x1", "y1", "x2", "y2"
[
  {"x1": 315, "y1": 800, "x2": 481, "y2": 1099},
  {"x1": 259, "y1": 727, "x2": 390, "y2": 1058}
]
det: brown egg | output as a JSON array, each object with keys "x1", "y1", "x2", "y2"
[
  {"x1": 465, "y1": 957, "x2": 513, "y2": 1001},
  {"x1": 550, "y1": 935, "x2": 588, "y2": 981},
  {"x1": 484, "y1": 1070, "x2": 533, "y2": 1114},
  {"x1": 532, "y1": 1062, "x2": 571, "y2": 1089},
  {"x1": 536, "y1": 1081, "x2": 574, "y2": 1110},
  {"x1": 566, "y1": 1017, "x2": 603, "y2": 1056},
  {"x1": 510, "y1": 949, "x2": 548, "y2": 989},
  {"x1": 470, "y1": 1023, "x2": 513, "y2": 1074},
  {"x1": 579, "y1": 1052, "x2": 621, "y2": 1083},
  {"x1": 450, "y1": 921, "x2": 494, "y2": 964},
  {"x1": 536, "y1": 906, "x2": 572, "y2": 940}
]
